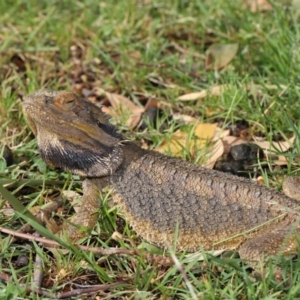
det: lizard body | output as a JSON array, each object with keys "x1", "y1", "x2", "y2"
[{"x1": 23, "y1": 89, "x2": 300, "y2": 261}]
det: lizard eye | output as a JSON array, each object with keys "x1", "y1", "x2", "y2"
[{"x1": 64, "y1": 98, "x2": 75, "y2": 110}]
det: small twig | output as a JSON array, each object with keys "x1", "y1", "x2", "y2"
[
  {"x1": 0, "y1": 226, "x2": 138, "y2": 256},
  {"x1": 1, "y1": 47, "x2": 60, "y2": 54},
  {"x1": 2, "y1": 197, "x2": 64, "y2": 245},
  {"x1": 52, "y1": 282, "x2": 129, "y2": 299},
  {"x1": 33, "y1": 249, "x2": 44, "y2": 289},
  {"x1": 0, "y1": 273, "x2": 128, "y2": 299},
  {"x1": 170, "y1": 41, "x2": 206, "y2": 59}
]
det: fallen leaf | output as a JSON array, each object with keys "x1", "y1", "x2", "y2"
[
  {"x1": 177, "y1": 84, "x2": 229, "y2": 101},
  {"x1": 155, "y1": 129, "x2": 191, "y2": 156},
  {"x1": 155, "y1": 123, "x2": 218, "y2": 162},
  {"x1": 94, "y1": 88, "x2": 144, "y2": 128},
  {"x1": 95, "y1": 88, "x2": 141, "y2": 112},
  {"x1": 254, "y1": 136, "x2": 295, "y2": 166},
  {"x1": 205, "y1": 44, "x2": 239, "y2": 70},
  {"x1": 273, "y1": 155, "x2": 291, "y2": 166},
  {"x1": 172, "y1": 113, "x2": 199, "y2": 124},
  {"x1": 194, "y1": 123, "x2": 218, "y2": 144},
  {"x1": 214, "y1": 127, "x2": 231, "y2": 139},
  {"x1": 222, "y1": 134, "x2": 295, "y2": 166},
  {"x1": 202, "y1": 128, "x2": 230, "y2": 168},
  {"x1": 177, "y1": 82, "x2": 288, "y2": 102},
  {"x1": 243, "y1": 0, "x2": 272, "y2": 12},
  {"x1": 253, "y1": 136, "x2": 295, "y2": 154},
  {"x1": 126, "y1": 112, "x2": 143, "y2": 128},
  {"x1": 204, "y1": 139, "x2": 224, "y2": 169}
]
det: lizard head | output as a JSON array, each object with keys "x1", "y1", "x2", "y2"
[{"x1": 23, "y1": 89, "x2": 124, "y2": 177}]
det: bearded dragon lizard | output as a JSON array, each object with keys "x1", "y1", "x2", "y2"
[{"x1": 23, "y1": 89, "x2": 300, "y2": 262}]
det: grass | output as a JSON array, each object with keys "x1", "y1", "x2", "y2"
[{"x1": 1, "y1": 0, "x2": 300, "y2": 298}]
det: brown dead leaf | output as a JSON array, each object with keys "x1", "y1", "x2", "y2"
[
  {"x1": 194, "y1": 123, "x2": 218, "y2": 142},
  {"x1": 125, "y1": 110, "x2": 144, "y2": 128},
  {"x1": 172, "y1": 113, "x2": 199, "y2": 124},
  {"x1": 155, "y1": 129, "x2": 190, "y2": 156},
  {"x1": 177, "y1": 82, "x2": 264, "y2": 102},
  {"x1": 177, "y1": 82, "x2": 287, "y2": 102},
  {"x1": 253, "y1": 136, "x2": 295, "y2": 166},
  {"x1": 95, "y1": 88, "x2": 141, "y2": 112},
  {"x1": 155, "y1": 123, "x2": 218, "y2": 161},
  {"x1": 109, "y1": 93, "x2": 142, "y2": 113},
  {"x1": 94, "y1": 88, "x2": 144, "y2": 128},
  {"x1": 273, "y1": 155, "x2": 291, "y2": 166},
  {"x1": 204, "y1": 139, "x2": 224, "y2": 169},
  {"x1": 214, "y1": 127, "x2": 231, "y2": 139},
  {"x1": 205, "y1": 44, "x2": 239, "y2": 70},
  {"x1": 202, "y1": 127, "x2": 229, "y2": 168},
  {"x1": 253, "y1": 136, "x2": 295, "y2": 154},
  {"x1": 243, "y1": 0, "x2": 272, "y2": 12},
  {"x1": 221, "y1": 135, "x2": 295, "y2": 166},
  {"x1": 177, "y1": 84, "x2": 229, "y2": 101}
]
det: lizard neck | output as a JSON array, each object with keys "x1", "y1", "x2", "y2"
[{"x1": 119, "y1": 141, "x2": 148, "y2": 170}]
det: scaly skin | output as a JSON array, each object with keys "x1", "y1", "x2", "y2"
[{"x1": 23, "y1": 89, "x2": 300, "y2": 261}]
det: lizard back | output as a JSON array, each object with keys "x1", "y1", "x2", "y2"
[{"x1": 111, "y1": 153, "x2": 300, "y2": 251}]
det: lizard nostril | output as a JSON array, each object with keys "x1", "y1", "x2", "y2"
[{"x1": 44, "y1": 96, "x2": 53, "y2": 104}]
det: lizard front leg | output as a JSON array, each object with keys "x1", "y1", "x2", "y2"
[{"x1": 62, "y1": 177, "x2": 109, "y2": 242}]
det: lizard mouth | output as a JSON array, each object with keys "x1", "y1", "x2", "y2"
[{"x1": 23, "y1": 102, "x2": 38, "y2": 136}]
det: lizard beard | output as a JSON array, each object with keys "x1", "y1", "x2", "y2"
[{"x1": 39, "y1": 138, "x2": 124, "y2": 177}]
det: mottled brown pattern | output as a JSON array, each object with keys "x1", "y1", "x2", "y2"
[
  {"x1": 111, "y1": 154, "x2": 300, "y2": 258},
  {"x1": 23, "y1": 89, "x2": 300, "y2": 262}
]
